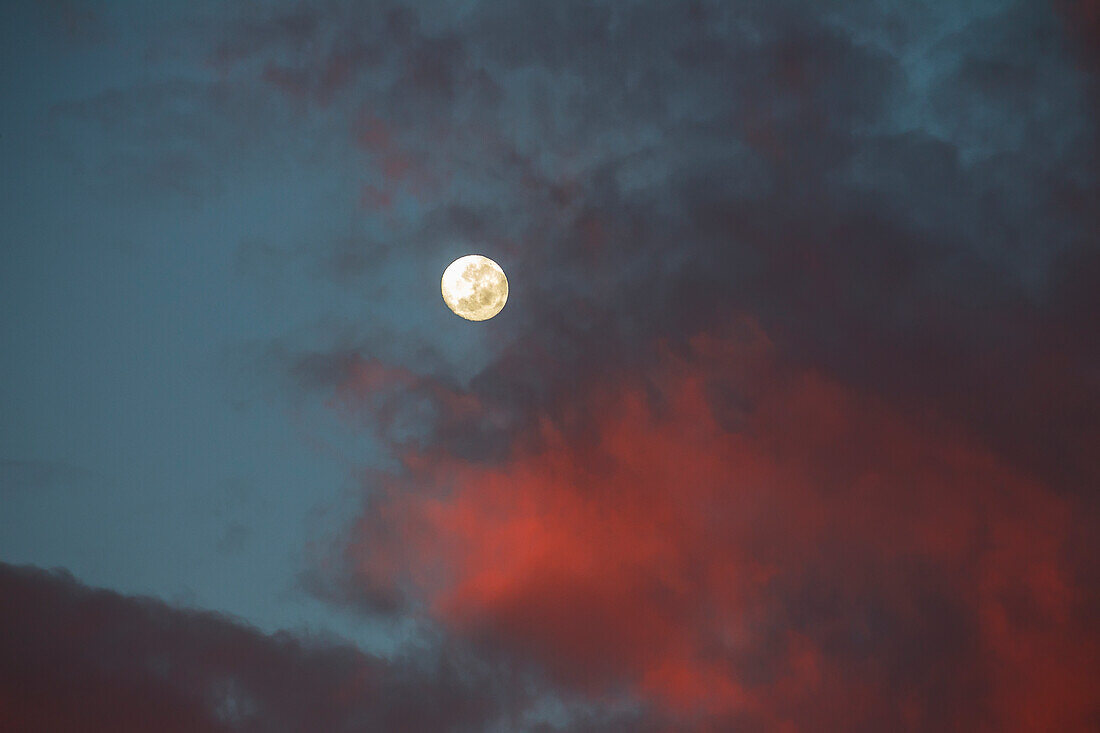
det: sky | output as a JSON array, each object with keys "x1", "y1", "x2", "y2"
[{"x1": 1, "y1": 0, "x2": 1098, "y2": 730}]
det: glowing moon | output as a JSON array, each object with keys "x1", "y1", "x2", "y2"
[{"x1": 441, "y1": 255, "x2": 508, "y2": 321}]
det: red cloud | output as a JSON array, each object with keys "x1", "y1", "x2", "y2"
[{"x1": 342, "y1": 321, "x2": 1099, "y2": 730}]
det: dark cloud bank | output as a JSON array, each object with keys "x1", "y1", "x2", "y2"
[
  {"x1": 10, "y1": 0, "x2": 1100, "y2": 730},
  {"x1": 0, "y1": 562, "x2": 508, "y2": 732}
]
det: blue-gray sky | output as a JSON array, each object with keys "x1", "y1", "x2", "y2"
[{"x1": 3, "y1": 1, "x2": 375, "y2": 641}]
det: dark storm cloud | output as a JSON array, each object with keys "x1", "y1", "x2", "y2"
[
  {"x1": 280, "y1": 9, "x2": 1083, "y2": 387},
  {"x1": 0, "y1": 562, "x2": 509, "y2": 732},
  {"x1": 187, "y1": 0, "x2": 1099, "y2": 729},
  {"x1": 215, "y1": 0, "x2": 1097, "y2": 473}
]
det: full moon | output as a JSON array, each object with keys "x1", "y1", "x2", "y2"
[{"x1": 441, "y1": 255, "x2": 509, "y2": 321}]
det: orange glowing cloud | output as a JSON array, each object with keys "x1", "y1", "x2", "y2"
[{"x1": 341, "y1": 322, "x2": 1098, "y2": 729}]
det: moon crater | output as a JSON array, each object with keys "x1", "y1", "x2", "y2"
[{"x1": 441, "y1": 255, "x2": 508, "y2": 321}]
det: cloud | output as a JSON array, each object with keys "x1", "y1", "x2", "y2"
[
  {"x1": 334, "y1": 321, "x2": 1099, "y2": 730},
  {"x1": 1055, "y1": 0, "x2": 1100, "y2": 68},
  {"x1": 202, "y1": 1, "x2": 1100, "y2": 729},
  {"x1": 16, "y1": 1, "x2": 1098, "y2": 729},
  {"x1": 214, "y1": 0, "x2": 1096, "y2": 484},
  {"x1": 0, "y1": 562, "x2": 510, "y2": 732}
]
